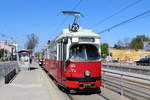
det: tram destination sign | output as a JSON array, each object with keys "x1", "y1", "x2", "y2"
[{"x1": 79, "y1": 37, "x2": 95, "y2": 42}]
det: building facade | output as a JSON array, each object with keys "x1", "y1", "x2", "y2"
[
  {"x1": 0, "y1": 41, "x2": 18, "y2": 61},
  {"x1": 111, "y1": 49, "x2": 150, "y2": 62}
]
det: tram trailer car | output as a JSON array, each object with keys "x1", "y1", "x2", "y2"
[{"x1": 43, "y1": 28, "x2": 101, "y2": 93}]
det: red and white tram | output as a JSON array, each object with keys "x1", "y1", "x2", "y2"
[{"x1": 42, "y1": 11, "x2": 101, "y2": 93}]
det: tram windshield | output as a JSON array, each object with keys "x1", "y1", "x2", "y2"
[{"x1": 69, "y1": 44, "x2": 100, "y2": 61}]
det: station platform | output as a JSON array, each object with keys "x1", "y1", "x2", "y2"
[{"x1": 0, "y1": 62, "x2": 69, "y2": 100}]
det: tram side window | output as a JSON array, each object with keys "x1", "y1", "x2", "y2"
[
  {"x1": 63, "y1": 44, "x2": 66, "y2": 61},
  {"x1": 58, "y1": 42, "x2": 67, "y2": 61},
  {"x1": 49, "y1": 53, "x2": 56, "y2": 60},
  {"x1": 49, "y1": 42, "x2": 57, "y2": 60},
  {"x1": 49, "y1": 49, "x2": 57, "y2": 60},
  {"x1": 53, "y1": 52, "x2": 57, "y2": 60},
  {"x1": 58, "y1": 44, "x2": 61, "y2": 60}
]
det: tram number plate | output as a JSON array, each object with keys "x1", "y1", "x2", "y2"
[{"x1": 83, "y1": 84, "x2": 91, "y2": 88}]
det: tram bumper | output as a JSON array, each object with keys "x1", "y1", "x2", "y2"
[{"x1": 65, "y1": 77, "x2": 101, "y2": 90}]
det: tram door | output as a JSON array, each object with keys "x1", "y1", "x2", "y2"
[{"x1": 58, "y1": 42, "x2": 66, "y2": 83}]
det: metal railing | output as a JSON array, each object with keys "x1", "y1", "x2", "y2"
[
  {"x1": 102, "y1": 63, "x2": 150, "y2": 75},
  {"x1": 0, "y1": 61, "x2": 19, "y2": 85},
  {"x1": 102, "y1": 70, "x2": 150, "y2": 100}
]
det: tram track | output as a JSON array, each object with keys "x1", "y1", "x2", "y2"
[
  {"x1": 97, "y1": 94, "x2": 111, "y2": 100},
  {"x1": 67, "y1": 94, "x2": 74, "y2": 100},
  {"x1": 67, "y1": 93, "x2": 111, "y2": 100}
]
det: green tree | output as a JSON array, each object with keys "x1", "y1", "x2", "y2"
[
  {"x1": 130, "y1": 35, "x2": 150, "y2": 50},
  {"x1": 101, "y1": 43, "x2": 109, "y2": 58},
  {"x1": 34, "y1": 52, "x2": 40, "y2": 58},
  {"x1": 0, "y1": 49, "x2": 9, "y2": 61}
]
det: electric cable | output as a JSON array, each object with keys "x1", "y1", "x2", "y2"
[
  {"x1": 91, "y1": 0, "x2": 143, "y2": 29},
  {"x1": 98, "y1": 10, "x2": 150, "y2": 34}
]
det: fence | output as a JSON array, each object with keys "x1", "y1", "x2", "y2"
[
  {"x1": 102, "y1": 63, "x2": 150, "y2": 75},
  {"x1": 0, "y1": 61, "x2": 19, "y2": 86},
  {"x1": 102, "y1": 70, "x2": 150, "y2": 100}
]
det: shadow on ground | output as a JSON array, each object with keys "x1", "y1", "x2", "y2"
[{"x1": 28, "y1": 67, "x2": 38, "y2": 71}]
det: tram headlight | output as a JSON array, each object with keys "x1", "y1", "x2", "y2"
[{"x1": 84, "y1": 70, "x2": 91, "y2": 77}]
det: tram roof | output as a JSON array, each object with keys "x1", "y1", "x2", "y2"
[{"x1": 55, "y1": 29, "x2": 100, "y2": 41}]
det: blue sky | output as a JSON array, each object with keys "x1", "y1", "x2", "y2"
[{"x1": 0, "y1": 0, "x2": 150, "y2": 51}]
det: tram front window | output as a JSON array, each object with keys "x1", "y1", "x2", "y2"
[{"x1": 69, "y1": 44, "x2": 100, "y2": 61}]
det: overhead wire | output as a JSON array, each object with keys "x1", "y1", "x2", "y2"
[
  {"x1": 90, "y1": 0, "x2": 143, "y2": 29},
  {"x1": 98, "y1": 10, "x2": 150, "y2": 34},
  {"x1": 72, "y1": 0, "x2": 83, "y2": 10}
]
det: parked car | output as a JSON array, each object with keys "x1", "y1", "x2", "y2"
[
  {"x1": 112, "y1": 60, "x2": 119, "y2": 63},
  {"x1": 136, "y1": 58, "x2": 150, "y2": 66}
]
